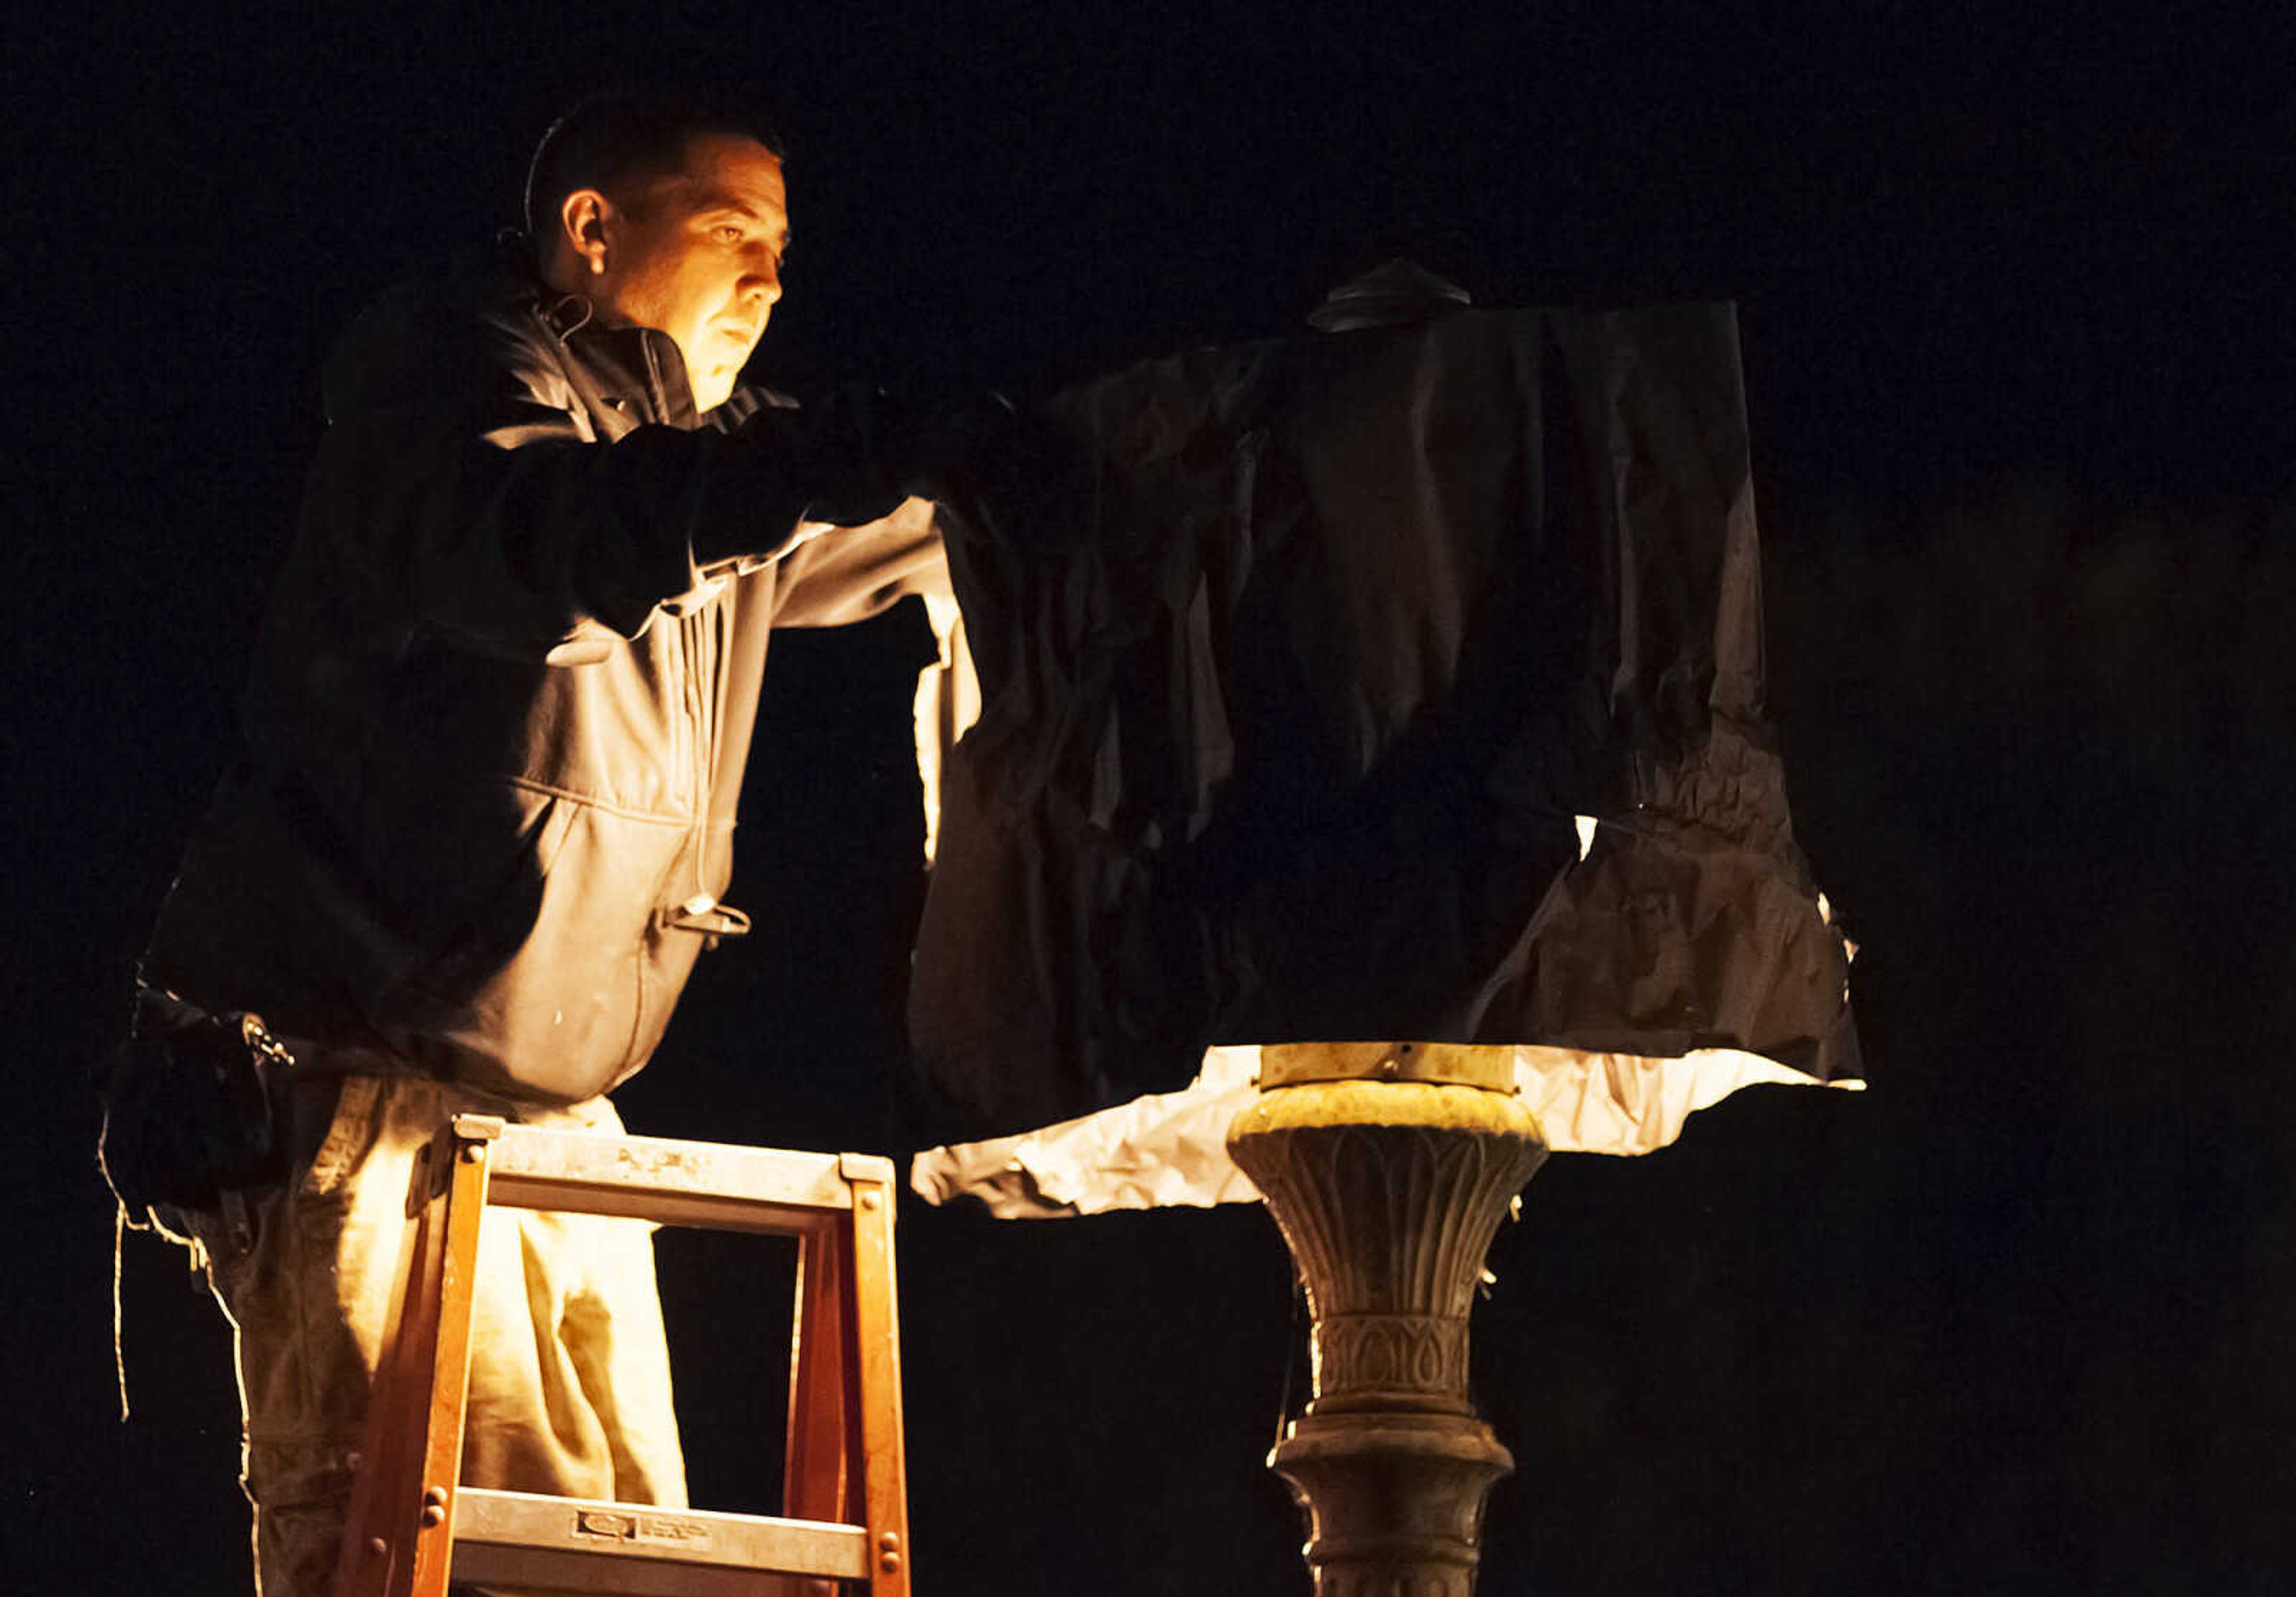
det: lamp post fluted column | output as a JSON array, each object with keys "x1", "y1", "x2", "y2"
[{"x1": 1227, "y1": 1043, "x2": 1546, "y2": 1597}]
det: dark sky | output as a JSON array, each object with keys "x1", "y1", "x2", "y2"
[{"x1": 8, "y1": 5, "x2": 2295, "y2": 1594}]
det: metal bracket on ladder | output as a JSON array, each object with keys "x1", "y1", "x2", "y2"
[{"x1": 332, "y1": 1116, "x2": 911, "y2": 1597}]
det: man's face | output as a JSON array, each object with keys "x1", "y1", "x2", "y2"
[{"x1": 590, "y1": 133, "x2": 789, "y2": 411}]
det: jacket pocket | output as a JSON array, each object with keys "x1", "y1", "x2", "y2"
[{"x1": 378, "y1": 784, "x2": 689, "y2": 1101}]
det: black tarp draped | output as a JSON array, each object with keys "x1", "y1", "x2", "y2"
[{"x1": 911, "y1": 300, "x2": 1858, "y2": 1139}]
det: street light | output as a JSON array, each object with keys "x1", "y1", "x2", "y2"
[{"x1": 910, "y1": 264, "x2": 1859, "y2": 1595}]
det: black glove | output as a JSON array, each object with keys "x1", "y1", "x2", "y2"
[
  {"x1": 787, "y1": 382, "x2": 915, "y2": 528},
  {"x1": 896, "y1": 388, "x2": 1094, "y2": 526}
]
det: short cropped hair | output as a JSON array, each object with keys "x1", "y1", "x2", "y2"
[{"x1": 524, "y1": 87, "x2": 784, "y2": 236}]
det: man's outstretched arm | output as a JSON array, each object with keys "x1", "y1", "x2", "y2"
[{"x1": 304, "y1": 299, "x2": 903, "y2": 659}]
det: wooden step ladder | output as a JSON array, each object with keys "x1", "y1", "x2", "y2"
[{"x1": 332, "y1": 1113, "x2": 911, "y2": 1597}]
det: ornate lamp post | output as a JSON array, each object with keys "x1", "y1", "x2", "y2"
[
  {"x1": 1227, "y1": 1042, "x2": 1546, "y2": 1597},
  {"x1": 906, "y1": 270, "x2": 1862, "y2": 1596}
]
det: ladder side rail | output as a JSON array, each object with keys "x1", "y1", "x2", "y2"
[
  {"x1": 404, "y1": 1119, "x2": 500, "y2": 1597},
  {"x1": 332, "y1": 1138, "x2": 451, "y2": 1597},
  {"x1": 843, "y1": 1159, "x2": 912, "y2": 1597}
]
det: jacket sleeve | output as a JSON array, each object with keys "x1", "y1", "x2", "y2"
[
  {"x1": 766, "y1": 496, "x2": 979, "y2": 872},
  {"x1": 770, "y1": 496, "x2": 953, "y2": 627},
  {"x1": 306, "y1": 302, "x2": 878, "y2": 660}
]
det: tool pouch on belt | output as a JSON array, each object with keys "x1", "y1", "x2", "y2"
[{"x1": 100, "y1": 985, "x2": 294, "y2": 1213}]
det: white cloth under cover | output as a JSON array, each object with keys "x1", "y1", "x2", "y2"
[{"x1": 910, "y1": 1044, "x2": 1860, "y2": 1219}]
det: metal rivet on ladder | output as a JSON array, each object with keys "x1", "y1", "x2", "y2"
[
  {"x1": 861, "y1": 1190, "x2": 881, "y2": 1209},
  {"x1": 421, "y1": 1485, "x2": 449, "y2": 1525}
]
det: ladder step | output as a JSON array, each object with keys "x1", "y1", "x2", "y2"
[
  {"x1": 472, "y1": 1118, "x2": 896, "y2": 1232},
  {"x1": 448, "y1": 1487, "x2": 870, "y2": 1594}
]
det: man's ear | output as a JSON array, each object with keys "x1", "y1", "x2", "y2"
[{"x1": 557, "y1": 189, "x2": 612, "y2": 277}]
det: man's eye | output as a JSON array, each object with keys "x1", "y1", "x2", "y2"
[{"x1": 716, "y1": 225, "x2": 743, "y2": 243}]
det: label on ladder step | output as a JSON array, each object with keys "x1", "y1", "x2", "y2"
[
  {"x1": 574, "y1": 1508, "x2": 715, "y2": 1552},
  {"x1": 613, "y1": 1145, "x2": 715, "y2": 1183}
]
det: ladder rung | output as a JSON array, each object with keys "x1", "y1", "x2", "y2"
[
  {"x1": 448, "y1": 1487, "x2": 871, "y2": 1594},
  {"x1": 474, "y1": 1120, "x2": 895, "y2": 1232}
]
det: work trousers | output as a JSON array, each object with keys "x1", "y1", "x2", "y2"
[{"x1": 179, "y1": 1071, "x2": 686, "y2": 1597}]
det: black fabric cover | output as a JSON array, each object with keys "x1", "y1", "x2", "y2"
[{"x1": 912, "y1": 302, "x2": 1858, "y2": 1138}]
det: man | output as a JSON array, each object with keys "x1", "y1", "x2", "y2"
[{"x1": 125, "y1": 89, "x2": 955, "y2": 1596}]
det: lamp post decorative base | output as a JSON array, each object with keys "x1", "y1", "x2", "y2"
[
  {"x1": 1228, "y1": 1044, "x2": 1547, "y2": 1597},
  {"x1": 1269, "y1": 1413, "x2": 1514, "y2": 1597}
]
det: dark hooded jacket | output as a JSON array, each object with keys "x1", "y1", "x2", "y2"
[{"x1": 144, "y1": 242, "x2": 947, "y2": 1104}]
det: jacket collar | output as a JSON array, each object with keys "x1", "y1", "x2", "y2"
[{"x1": 492, "y1": 232, "x2": 702, "y2": 430}]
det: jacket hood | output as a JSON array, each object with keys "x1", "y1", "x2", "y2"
[{"x1": 320, "y1": 238, "x2": 715, "y2": 433}]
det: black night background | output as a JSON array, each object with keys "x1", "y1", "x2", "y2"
[{"x1": 8, "y1": 4, "x2": 2294, "y2": 1592}]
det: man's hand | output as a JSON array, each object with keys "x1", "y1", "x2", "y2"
[
  {"x1": 742, "y1": 382, "x2": 1067, "y2": 547},
  {"x1": 786, "y1": 383, "x2": 916, "y2": 527}
]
